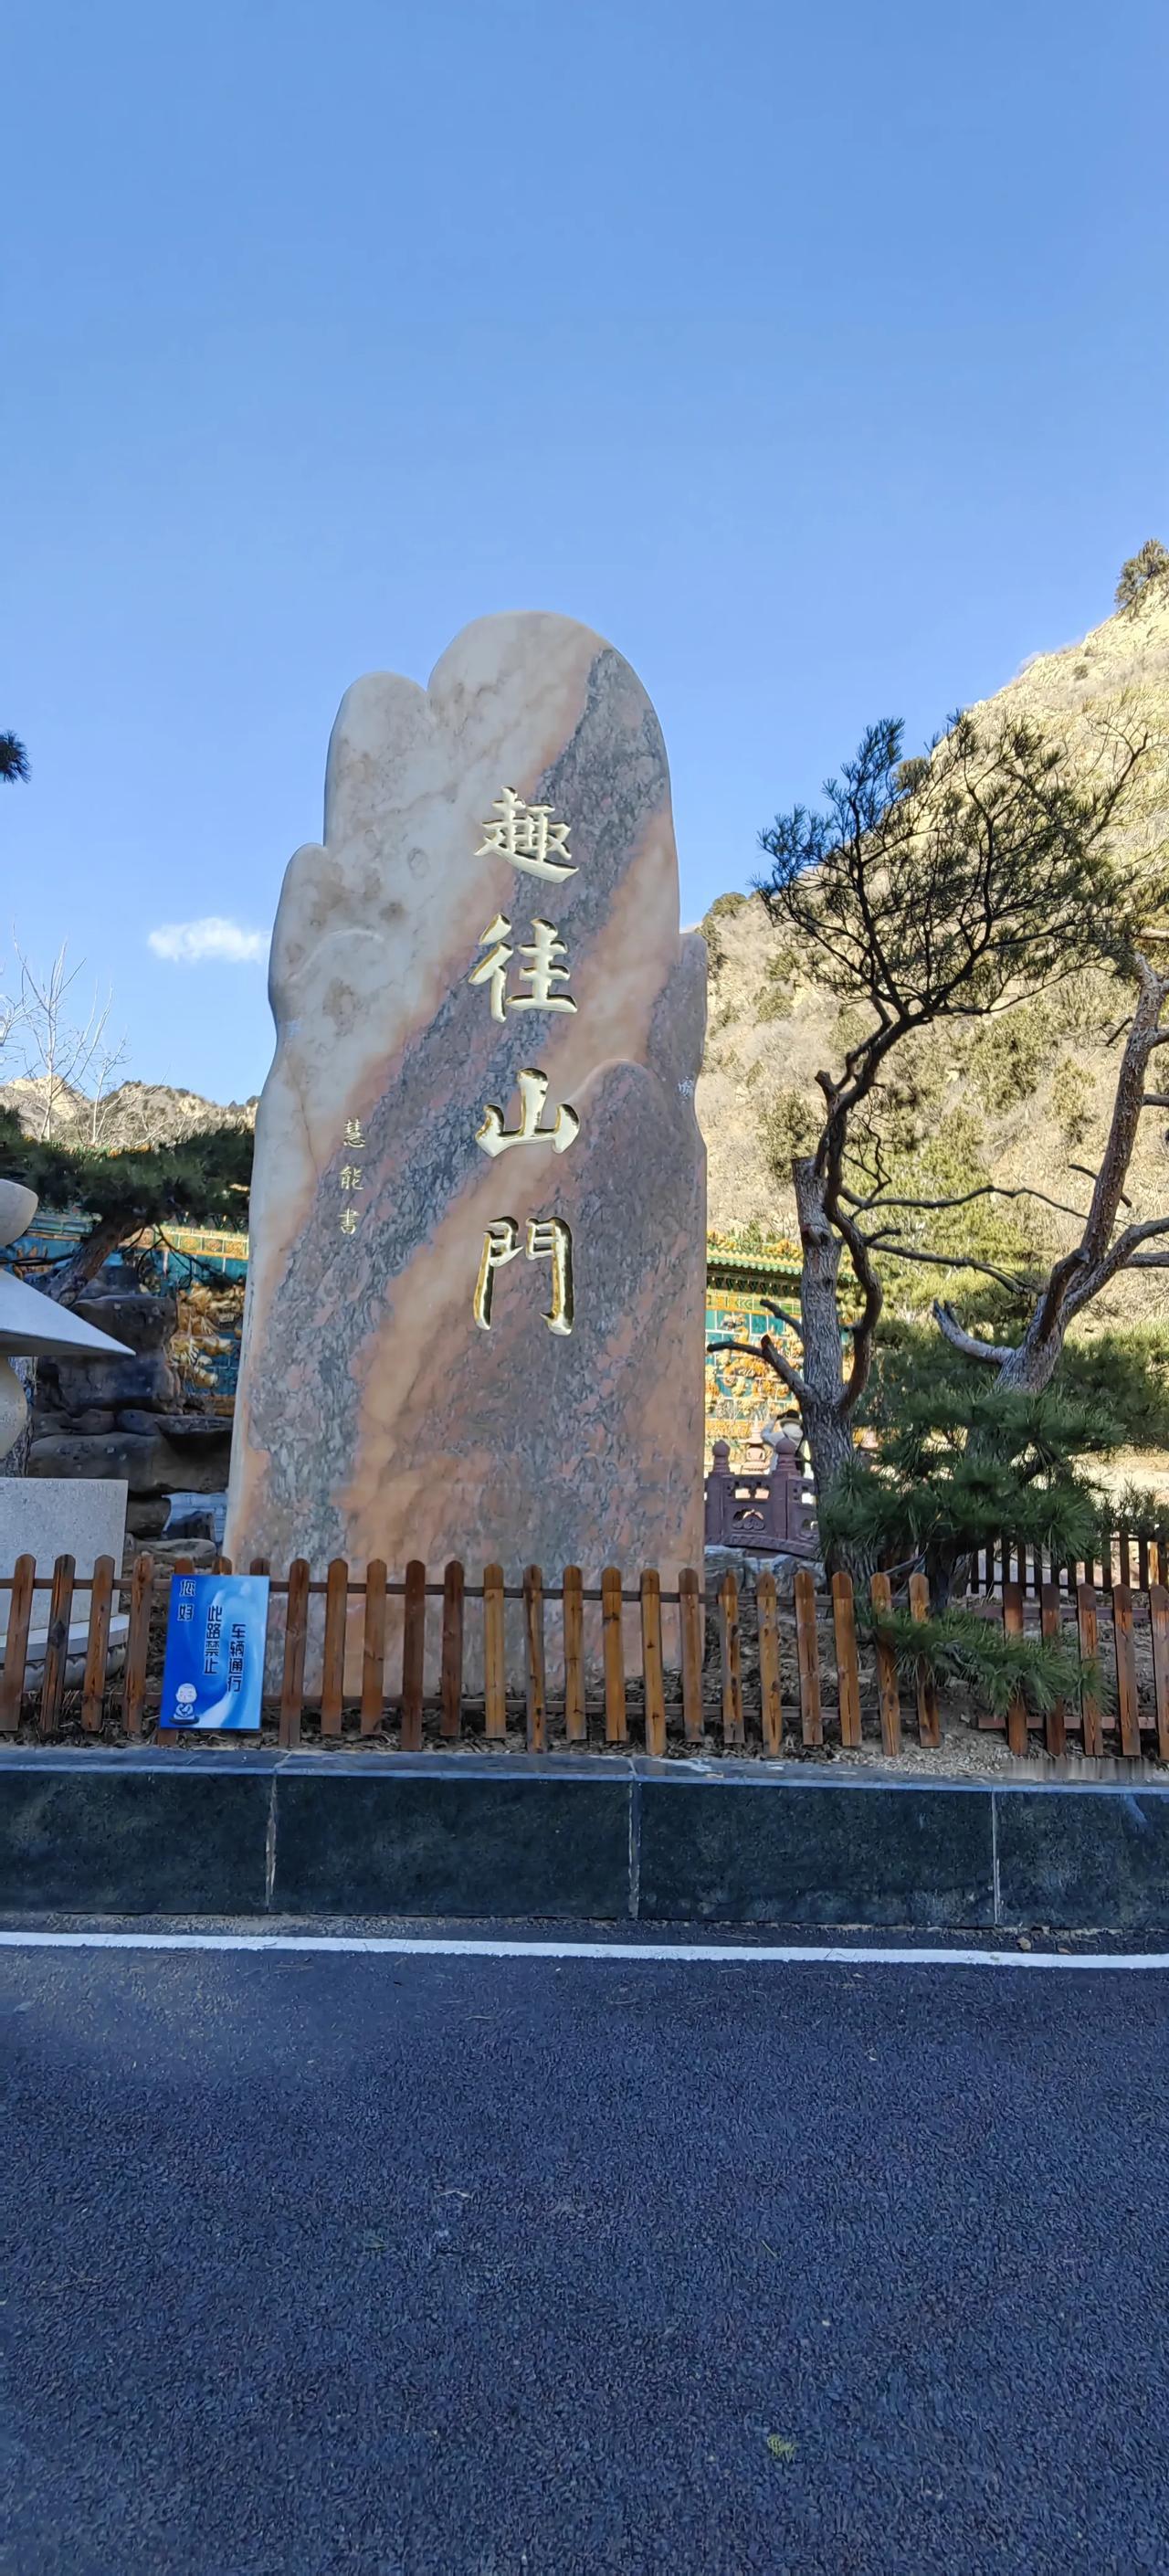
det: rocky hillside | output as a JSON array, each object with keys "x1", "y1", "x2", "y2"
[
  {"x1": 0, "y1": 1077, "x2": 257, "y2": 1151},
  {"x1": 696, "y1": 572, "x2": 1169, "y2": 1324}
]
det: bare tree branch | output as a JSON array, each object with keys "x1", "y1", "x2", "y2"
[
  {"x1": 708, "y1": 1334, "x2": 810, "y2": 1404},
  {"x1": 14, "y1": 942, "x2": 130, "y2": 1142},
  {"x1": 1068, "y1": 1161, "x2": 1132, "y2": 1209},
  {"x1": 932, "y1": 1302, "x2": 1017, "y2": 1364},
  {"x1": 855, "y1": 1179, "x2": 1094, "y2": 1225},
  {"x1": 760, "y1": 1302, "x2": 804, "y2": 1337},
  {"x1": 1030, "y1": 955, "x2": 1169, "y2": 1346},
  {"x1": 866, "y1": 1237, "x2": 1037, "y2": 1293},
  {"x1": 88, "y1": 1029, "x2": 130, "y2": 1146}
]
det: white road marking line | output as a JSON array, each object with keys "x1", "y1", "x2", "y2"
[{"x1": 0, "y1": 1929, "x2": 1165, "y2": 1969}]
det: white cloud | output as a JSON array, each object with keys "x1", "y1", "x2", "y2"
[{"x1": 148, "y1": 916, "x2": 269, "y2": 966}]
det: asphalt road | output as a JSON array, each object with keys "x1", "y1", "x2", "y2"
[{"x1": 3, "y1": 1935, "x2": 1169, "y2": 2576}]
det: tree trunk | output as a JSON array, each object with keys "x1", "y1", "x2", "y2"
[
  {"x1": 40, "y1": 1218, "x2": 125, "y2": 1306},
  {"x1": 995, "y1": 1329, "x2": 1066, "y2": 1398},
  {"x1": 792, "y1": 1156, "x2": 872, "y2": 1575},
  {"x1": 0, "y1": 1356, "x2": 36, "y2": 1476}
]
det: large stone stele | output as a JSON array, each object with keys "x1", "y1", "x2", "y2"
[{"x1": 226, "y1": 613, "x2": 707, "y2": 1627}]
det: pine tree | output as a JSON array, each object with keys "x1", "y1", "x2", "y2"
[
  {"x1": 0, "y1": 1108, "x2": 252, "y2": 1300},
  {"x1": 819, "y1": 1320, "x2": 1169, "y2": 1710},
  {"x1": 1115, "y1": 540, "x2": 1169, "y2": 612},
  {"x1": 709, "y1": 707, "x2": 1157, "y2": 1570}
]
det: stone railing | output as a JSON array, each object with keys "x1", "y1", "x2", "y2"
[{"x1": 704, "y1": 1441, "x2": 818, "y2": 1555}]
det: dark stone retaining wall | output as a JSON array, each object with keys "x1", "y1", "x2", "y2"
[{"x1": 3, "y1": 1750, "x2": 1169, "y2": 1932}]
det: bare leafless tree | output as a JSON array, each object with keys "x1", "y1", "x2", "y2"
[
  {"x1": 14, "y1": 943, "x2": 128, "y2": 1142},
  {"x1": 86, "y1": 1028, "x2": 132, "y2": 1146}
]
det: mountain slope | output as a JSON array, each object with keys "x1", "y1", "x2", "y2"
[{"x1": 0, "y1": 1077, "x2": 257, "y2": 1151}]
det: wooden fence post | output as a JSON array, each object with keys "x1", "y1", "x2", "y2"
[
  {"x1": 640, "y1": 1569, "x2": 666, "y2": 1758},
  {"x1": 523, "y1": 1565, "x2": 546, "y2": 1752},
  {"x1": 717, "y1": 1570, "x2": 743, "y2": 1747},
  {"x1": 1039, "y1": 1581, "x2": 1065, "y2": 1758},
  {"x1": 38, "y1": 1554, "x2": 75, "y2": 1741},
  {"x1": 1150, "y1": 1581, "x2": 1169, "y2": 1765},
  {"x1": 831, "y1": 1572, "x2": 862, "y2": 1749},
  {"x1": 321, "y1": 1558, "x2": 349, "y2": 1737},
  {"x1": 1112, "y1": 1582, "x2": 1141, "y2": 1758},
  {"x1": 1002, "y1": 1581, "x2": 1028, "y2": 1758},
  {"x1": 361, "y1": 1559, "x2": 388, "y2": 1736},
  {"x1": 440, "y1": 1561, "x2": 465, "y2": 1739},
  {"x1": 602, "y1": 1568, "x2": 627, "y2": 1746},
  {"x1": 279, "y1": 1558, "x2": 310, "y2": 1748},
  {"x1": 482, "y1": 1564, "x2": 506, "y2": 1739},
  {"x1": 793, "y1": 1567, "x2": 822, "y2": 1747},
  {"x1": 1077, "y1": 1581, "x2": 1102, "y2": 1758},
  {"x1": 122, "y1": 1554, "x2": 153, "y2": 1739},
  {"x1": 869, "y1": 1572, "x2": 901, "y2": 1757},
  {"x1": 563, "y1": 1566, "x2": 585, "y2": 1743},
  {"x1": 679, "y1": 1568, "x2": 704, "y2": 1746},
  {"x1": 81, "y1": 1555, "x2": 115, "y2": 1734},
  {"x1": 756, "y1": 1569, "x2": 783, "y2": 1758},
  {"x1": 0, "y1": 1553, "x2": 35, "y2": 1733},
  {"x1": 401, "y1": 1558, "x2": 427, "y2": 1751},
  {"x1": 907, "y1": 1571, "x2": 940, "y2": 1748}
]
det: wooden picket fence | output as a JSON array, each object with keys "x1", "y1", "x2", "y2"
[
  {"x1": 970, "y1": 1533, "x2": 1167, "y2": 1597},
  {"x1": 2, "y1": 1547, "x2": 1169, "y2": 1763}
]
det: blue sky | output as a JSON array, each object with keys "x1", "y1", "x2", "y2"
[{"x1": 3, "y1": 0, "x2": 1166, "y2": 1104}]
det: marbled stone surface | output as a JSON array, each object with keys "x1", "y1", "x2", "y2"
[{"x1": 226, "y1": 615, "x2": 706, "y2": 1624}]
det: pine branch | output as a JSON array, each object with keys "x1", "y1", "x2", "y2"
[
  {"x1": 868, "y1": 1238, "x2": 1033, "y2": 1294},
  {"x1": 864, "y1": 1599, "x2": 1106, "y2": 1721},
  {"x1": 857, "y1": 1179, "x2": 1092, "y2": 1225}
]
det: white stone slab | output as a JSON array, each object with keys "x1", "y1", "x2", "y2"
[{"x1": 0, "y1": 1478, "x2": 128, "y2": 1624}]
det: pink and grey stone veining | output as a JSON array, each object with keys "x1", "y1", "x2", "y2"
[{"x1": 226, "y1": 612, "x2": 707, "y2": 1600}]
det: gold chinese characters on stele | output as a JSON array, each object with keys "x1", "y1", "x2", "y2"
[{"x1": 225, "y1": 611, "x2": 707, "y2": 1659}]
